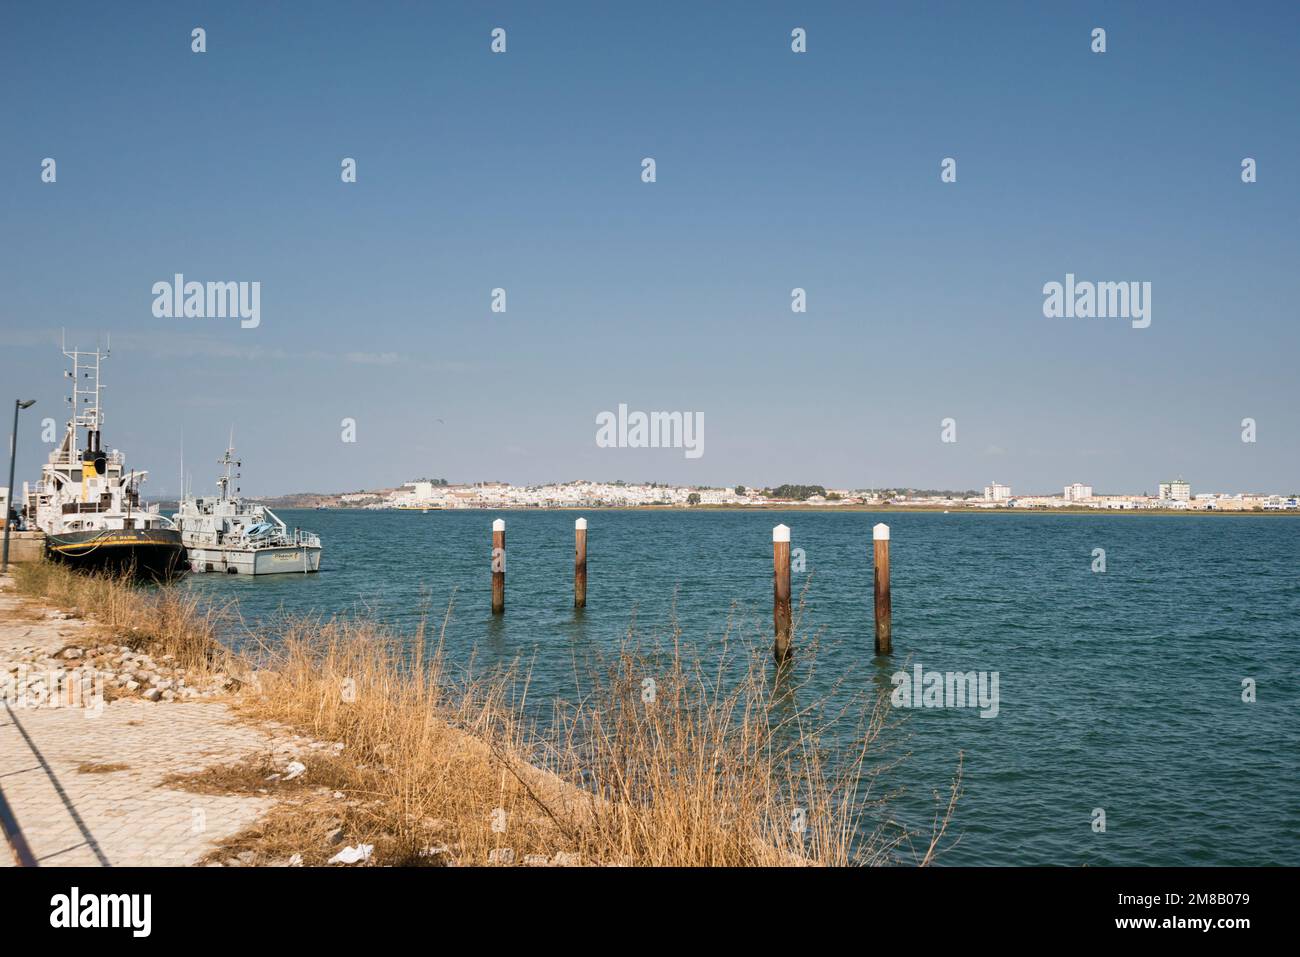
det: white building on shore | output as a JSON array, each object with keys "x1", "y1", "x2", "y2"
[
  {"x1": 1158, "y1": 478, "x2": 1191, "y2": 502},
  {"x1": 1063, "y1": 483, "x2": 1093, "y2": 502},
  {"x1": 983, "y1": 481, "x2": 1011, "y2": 503}
]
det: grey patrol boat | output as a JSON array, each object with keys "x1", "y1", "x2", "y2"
[{"x1": 173, "y1": 438, "x2": 321, "y2": 575}]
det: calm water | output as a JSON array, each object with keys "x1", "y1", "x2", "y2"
[{"x1": 183, "y1": 509, "x2": 1300, "y2": 865}]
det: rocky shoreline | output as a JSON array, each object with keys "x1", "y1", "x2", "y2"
[{"x1": 2, "y1": 609, "x2": 233, "y2": 709}]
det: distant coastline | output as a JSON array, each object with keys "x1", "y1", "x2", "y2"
[
  {"x1": 240, "y1": 480, "x2": 1298, "y2": 516},
  {"x1": 221, "y1": 476, "x2": 1299, "y2": 516},
  {"x1": 277, "y1": 503, "x2": 1300, "y2": 517}
]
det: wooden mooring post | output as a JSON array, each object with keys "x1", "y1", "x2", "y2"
[
  {"x1": 873, "y1": 522, "x2": 892, "y2": 654},
  {"x1": 773, "y1": 523, "x2": 792, "y2": 663},
  {"x1": 574, "y1": 517, "x2": 588, "y2": 608},
  {"x1": 491, "y1": 518, "x2": 505, "y2": 614}
]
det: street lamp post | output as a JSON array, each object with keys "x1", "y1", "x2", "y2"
[{"x1": 2, "y1": 399, "x2": 36, "y2": 572}]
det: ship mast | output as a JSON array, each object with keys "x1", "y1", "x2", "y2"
[
  {"x1": 62, "y1": 332, "x2": 110, "y2": 459},
  {"x1": 216, "y1": 428, "x2": 240, "y2": 501}
]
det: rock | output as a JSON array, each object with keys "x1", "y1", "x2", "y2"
[
  {"x1": 237, "y1": 851, "x2": 256, "y2": 865},
  {"x1": 283, "y1": 761, "x2": 306, "y2": 781},
  {"x1": 161, "y1": 690, "x2": 175, "y2": 702},
  {"x1": 552, "y1": 851, "x2": 581, "y2": 866},
  {"x1": 142, "y1": 687, "x2": 161, "y2": 702},
  {"x1": 325, "y1": 826, "x2": 345, "y2": 845},
  {"x1": 287, "y1": 853, "x2": 303, "y2": 867},
  {"x1": 60, "y1": 648, "x2": 83, "y2": 660},
  {"x1": 124, "y1": 680, "x2": 140, "y2": 692}
]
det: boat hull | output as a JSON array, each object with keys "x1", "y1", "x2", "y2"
[
  {"x1": 185, "y1": 543, "x2": 321, "y2": 575},
  {"x1": 45, "y1": 528, "x2": 188, "y2": 581}
]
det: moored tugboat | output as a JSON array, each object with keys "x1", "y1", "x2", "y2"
[{"x1": 21, "y1": 344, "x2": 186, "y2": 581}]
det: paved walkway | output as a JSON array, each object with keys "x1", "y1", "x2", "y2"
[{"x1": 0, "y1": 574, "x2": 275, "y2": 867}]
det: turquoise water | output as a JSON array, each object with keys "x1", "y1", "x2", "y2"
[{"x1": 183, "y1": 509, "x2": 1300, "y2": 865}]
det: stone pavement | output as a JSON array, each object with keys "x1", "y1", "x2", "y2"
[{"x1": 0, "y1": 574, "x2": 276, "y2": 867}]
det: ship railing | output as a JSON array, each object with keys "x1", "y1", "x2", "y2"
[
  {"x1": 222, "y1": 528, "x2": 320, "y2": 549},
  {"x1": 44, "y1": 450, "x2": 124, "y2": 467},
  {"x1": 276, "y1": 528, "x2": 321, "y2": 548}
]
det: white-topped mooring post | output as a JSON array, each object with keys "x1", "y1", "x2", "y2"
[
  {"x1": 491, "y1": 518, "x2": 506, "y2": 614},
  {"x1": 574, "y1": 517, "x2": 588, "y2": 609},
  {"x1": 773, "y1": 523, "x2": 792, "y2": 663},
  {"x1": 873, "y1": 523, "x2": 891, "y2": 654}
]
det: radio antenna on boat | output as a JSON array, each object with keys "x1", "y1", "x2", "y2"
[
  {"x1": 61, "y1": 336, "x2": 110, "y2": 455},
  {"x1": 217, "y1": 427, "x2": 241, "y2": 501}
]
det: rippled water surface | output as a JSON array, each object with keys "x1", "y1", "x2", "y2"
[{"x1": 183, "y1": 509, "x2": 1300, "y2": 865}]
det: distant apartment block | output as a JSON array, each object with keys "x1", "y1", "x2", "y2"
[
  {"x1": 1158, "y1": 478, "x2": 1191, "y2": 502},
  {"x1": 1063, "y1": 483, "x2": 1093, "y2": 502},
  {"x1": 984, "y1": 481, "x2": 1011, "y2": 502}
]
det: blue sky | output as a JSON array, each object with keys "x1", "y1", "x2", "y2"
[{"x1": 2, "y1": 1, "x2": 1297, "y2": 497}]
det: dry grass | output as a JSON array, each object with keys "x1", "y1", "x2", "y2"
[
  {"x1": 11, "y1": 560, "x2": 957, "y2": 867},
  {"x1": 236, "y1": 614, "x2": 585, "y2": 865},
  {"x1": 11, "y1": 560, "x2": 229, "y2": 672},
  {"x1": 166, "y1": 750, "x2": 452, "y2": 867},
  {"x1": 76, "y1": 762, "x2": 130, "y2": 774},
  {"x1": 234, "y1": 607, "x2": 927, "y2": 867},
  {"x1": 541, "y1": 632, "x2": 902, "y2": 866}
]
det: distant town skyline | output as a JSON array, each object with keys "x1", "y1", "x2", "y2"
[
  {"x1": 172, "y1": 471, "x2": 1298, "y2": 503},
  {"x1": 3, "y1": 2, "x2": 1297, "y2": 497},
  {"x1": 251, "y1": 475, "x2": 1299, "y2": 514}
]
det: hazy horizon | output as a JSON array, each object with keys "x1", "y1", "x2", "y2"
[{"x1": 3, "y1": 2, "x2": 1297, "y2": 498}]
